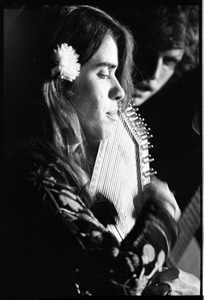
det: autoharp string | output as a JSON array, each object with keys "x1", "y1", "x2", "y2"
[
  {"x1": 90, "y1": 104, "x2": 155, "y2": 240},
  {"x1": 97, "y1": 114, "x2": 138, "y2": 221}
]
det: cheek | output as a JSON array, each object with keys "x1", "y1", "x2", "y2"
[
  {"x1": 73, "y1": 78, "x2": 92, "y2": 109},
  {"x1": 157, "y1": 69, "x2": 174, "y2": 89},
  {"x1": 163, "y1": 67, "x2": 175, "y2": 81},
  {"x1": 73, "y1": 81, "x2": 103, "y2": 123},
  {"x1": 77, "y1": 75, "x2": 98, "y2": 101}
]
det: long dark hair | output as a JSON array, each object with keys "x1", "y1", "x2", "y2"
[{"x1": 4, "y1": 5, "x2": 135, "y2": 204}]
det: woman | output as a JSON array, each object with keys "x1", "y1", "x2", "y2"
[{"x1": 2, "y1": 5, "x2": 199, "y2": 298}]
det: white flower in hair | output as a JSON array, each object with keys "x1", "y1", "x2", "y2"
[{"x1": 51, "y1": 43, "x2": 81, "y2": 82}]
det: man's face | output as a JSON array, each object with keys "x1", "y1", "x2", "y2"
[{"x1": 133, "y1": 47, "x2": 184, "y2": 106}]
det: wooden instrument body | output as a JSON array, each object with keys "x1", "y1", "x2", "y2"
[{"x1": 167, "y1": 186, "x2": 201, "y2": 278}]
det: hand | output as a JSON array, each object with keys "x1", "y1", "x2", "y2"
[
  {"x1": 142, "y1": 267, "x2": 200, "y2": 296},
  {"x1": 143, "y1": 176, "x2": 181, "y2": 222}
]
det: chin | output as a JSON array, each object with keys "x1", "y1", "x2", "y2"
[
  {"x1": 103, "y1": 129, "x2": 115, "y2": 141},
  {"x1": 92, "y1": 123, "x2": 119, "y2": 141},
  {"x1": 133, "y1": 96, "x2": 149, "y2": 106},
  {"x1": 91, "y1": 131, "x2": 111, "y2": 142}
]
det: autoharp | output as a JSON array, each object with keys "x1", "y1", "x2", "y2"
[{"x1": 90, "y1": 103, "x2": 155, "y2": 242}]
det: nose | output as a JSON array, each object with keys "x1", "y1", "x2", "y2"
[
  {"x1": 109, "y1": 78, "x2": 125, "y2": 101},
  {"x1": 150, "y1": 56, "x2": 163, "y2": 80}
]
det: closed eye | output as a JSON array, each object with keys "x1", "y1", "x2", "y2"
[
  {"x1": 96, "y1": 62, "x2": 117, "y2": 79},
  {"x1": 98, "y1": 73, "x2": 110, "y2": 79}
]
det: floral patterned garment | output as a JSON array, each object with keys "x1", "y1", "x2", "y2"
[{"x1": 2, "y1": 148, "x2": 178, "y2": 297}]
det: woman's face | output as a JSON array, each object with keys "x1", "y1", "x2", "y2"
[{"x1": 72, "y1": 34, "x2": 125, "y2": 142}]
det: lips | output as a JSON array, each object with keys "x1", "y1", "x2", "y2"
[{"x1": 106, "y1": 109, "x2": 119, "y2": 121}]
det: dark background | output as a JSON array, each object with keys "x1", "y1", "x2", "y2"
[{"x1": 4, "y1": 0, "x2": 202, "y2": 278}]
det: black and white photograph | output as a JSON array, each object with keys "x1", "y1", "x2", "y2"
[{"x1": 2, "y1": 0, "x2": 202, "y2": 298}]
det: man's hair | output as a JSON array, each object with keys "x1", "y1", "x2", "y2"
[{"x1": 131, "y1": 5, "x2": 199, "y2": 73}]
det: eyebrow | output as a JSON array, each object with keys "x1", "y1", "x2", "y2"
[{"x1": 95, "y1": 62, "x2": 117, "y2": 69}]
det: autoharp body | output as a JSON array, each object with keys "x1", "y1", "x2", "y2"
[{"x1": 90, "y1": 103, "x2": 154, "y2": 242}]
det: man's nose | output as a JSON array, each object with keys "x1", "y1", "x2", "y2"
[{"x1": 149, "y1": 56, "x2": 163, "y2": 80}]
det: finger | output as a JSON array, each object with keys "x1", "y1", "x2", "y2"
[
  {"x1": 151, "y1": 179, "x2": 181, "y2": 221},
  {"x1": 150, "y1": 175, "x2": 159, "y2": 184}
]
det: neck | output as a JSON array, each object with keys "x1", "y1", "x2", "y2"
[{"x1": 86, "y1": 139, "x2": 100, "y2": 171}]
